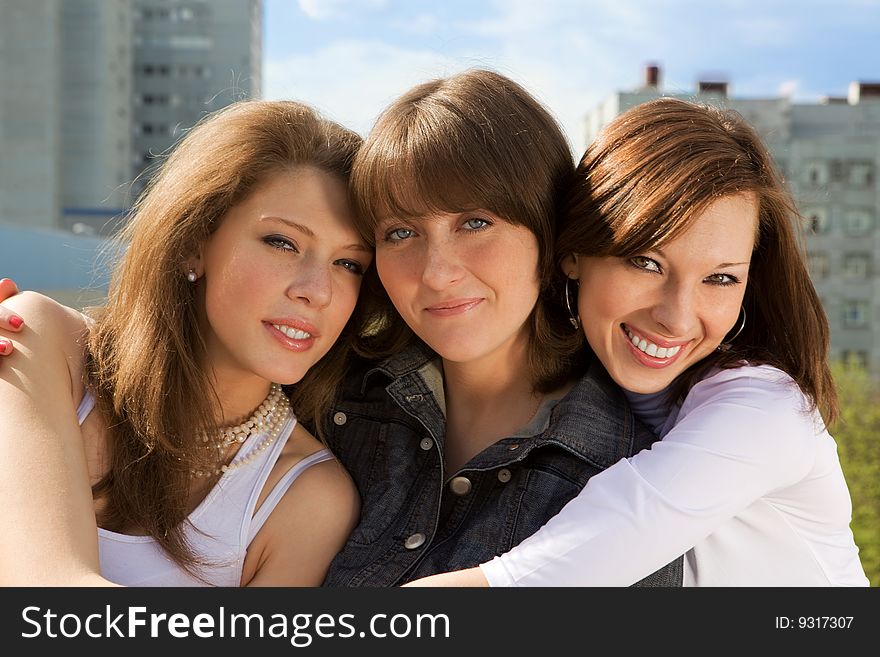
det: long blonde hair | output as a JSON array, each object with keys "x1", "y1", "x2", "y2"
[{"x1": 87, "y1": 100, "x2": 364, "y2": 572}]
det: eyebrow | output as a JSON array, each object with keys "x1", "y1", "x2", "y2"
[
  {"x1": 650, "y1": 246, "x2": 750, "y2": 268},
  {"x1": 261, "y1": 215, "x2": 371, "y2": 253}
]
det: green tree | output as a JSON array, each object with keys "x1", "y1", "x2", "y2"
[{"x1": 831, "y1": 360, "x2": 880, "y2": 586}]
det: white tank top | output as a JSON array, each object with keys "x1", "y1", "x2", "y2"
[{"x1": 76, "y1": 390, "x2": 334, "y2": 586}]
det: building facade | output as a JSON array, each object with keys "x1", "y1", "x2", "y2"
[
  {"x1": 584, "y1": 66, "x2": 880, "y2": 371},
  {"x1": 0, "y1": 0, "x2": 262, "y2": 237},
  {"x1": 130, "y1": 0, "x2": 262, "y2": 202},
  {"x1": 0, "y1": 0, "x2": 261, "y2": 304}
]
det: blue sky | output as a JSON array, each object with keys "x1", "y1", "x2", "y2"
[{"x1": 263, "y1": 0, "x2": 879, "y2": 152}]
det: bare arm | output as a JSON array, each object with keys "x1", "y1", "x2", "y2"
[
  {"x1": 0, "y1": 292, "x2": 113, "y2": 586},
  {"x1": 403, "y1": 567, "x2": 489, "y2": 587}
]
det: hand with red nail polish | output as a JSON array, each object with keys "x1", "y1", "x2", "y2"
[{"x1": 0, "y1": 279, "x2": 23, "y2": 351}]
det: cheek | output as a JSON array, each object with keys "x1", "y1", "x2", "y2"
[{"x1": 375, "y1": 250, "x2": 410, "y2": 298}]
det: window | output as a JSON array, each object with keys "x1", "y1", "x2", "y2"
[
  {"x1": 843, "y1": 209, "x2": 874, "y2": 236},
  {"x1": 842, "y1": 300, "x2": 870, "y2": 329},
  {"x1": 841, "y1": 350, "x2": 869, "y2": 369},
  {"x1": 843, "y1": 253, "x2": 871, "y2": 279},
  {"x1": 804, "y1": 207, "x2": 830, "y2": 235},
  {"x1": 803, "y1": 160, "x2": 829, "y2": 187},
  {"x1": 807, "y1": 251, "x2": 830, "y2": 279},
  {"x1": 848, "y1": 162, "x2": 874, "y2": 187}
]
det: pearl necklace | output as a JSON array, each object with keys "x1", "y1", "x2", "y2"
[{"x1": 191, "y1": 383, "x2": 291, "y2": 478}]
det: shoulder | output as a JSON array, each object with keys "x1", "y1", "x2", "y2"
[
  {"x1": 3, "y1": 291, "x2": 86, "y2": 338},
  {"x1": 1, "y1": 292, "x2": 88, "y2": 383},
  {"x1": 278, "y1": 422, "x2": 359, "y2": 517},
  {"x1": 678, "y1": 363, "x2": 823, "y2": 448},
  {"x1": 246, "y1": 423, "x2": 359, "y2": 585},
  {"x1": 686, "y1": 364, "x2": 808, "y2": 412}
]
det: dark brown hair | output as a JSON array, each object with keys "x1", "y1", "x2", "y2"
[
  {"x1": 350, "y1": 68, "x2": 583, "y2": 391},
  {"x1": 87, "y1": 100, "x2": 366, "y2": 574},
  {"x1": 558, "y1": 97, "x2": 837, "y2": 424}
]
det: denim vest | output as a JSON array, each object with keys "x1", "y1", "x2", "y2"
[{"x1": 322, "y1": 343, "x2": 683, "y2": 587}]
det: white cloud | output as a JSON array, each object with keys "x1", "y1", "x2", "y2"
[
  {"x1": 264, "y1": 41, "x2": 462, "y2": 136},
  {"x1": 778, "y1": 79, "x2": 799, "y2": 97},
  {"x1": 297, "y1": 0, "x2": 389, "y2": 21}
]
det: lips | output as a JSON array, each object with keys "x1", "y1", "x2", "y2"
[
  {"x1": 264, "y1": 318, "x2": 319, "y2": 353},
  {"x1": 620, "y1": 323, "x2": 689, "y2": 369},
  {"x1": 424, "y1": 297, "x2": 483, "y2": 317}
]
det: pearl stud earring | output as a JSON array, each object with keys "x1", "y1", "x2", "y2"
[{"x1": 186, "y1": 269, "x2": 198, "y2": 283}]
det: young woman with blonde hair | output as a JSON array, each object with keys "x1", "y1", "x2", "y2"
[{"x1": 0, "y1": 99, "x2": 372, "y2": 586}]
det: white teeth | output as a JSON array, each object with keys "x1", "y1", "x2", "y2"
[
  {"x1": 625, "y1": 328, "x2": 681, "y2": 359},
  {"x1": 272, "y1": 324, "x2": 312, "y2": 340}
]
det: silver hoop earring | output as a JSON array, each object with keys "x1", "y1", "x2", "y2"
[
  {"x1": 717, "y1": 305, "x2": 746, "y2": 352},
  {"x1": 186, "y1": 269, "x2": 198, "y2": 283},
  {"x1": 564, "y1": 277, "x2": 580, "y2": 330}
]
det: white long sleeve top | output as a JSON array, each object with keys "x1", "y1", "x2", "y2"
[{"x1": 480, "y1": 365, "x2": 869, "y2": 586}]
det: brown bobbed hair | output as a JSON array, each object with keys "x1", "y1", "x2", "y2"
[
  {"x1": 558, "y1": 97, "x2": 837, "y2": 424},
  {"x1": 350, "y1": 68, "x2": 584, "y2": 391},
  {"x1": 86, "y1": 100, "x2": 366, "y2": 574}
]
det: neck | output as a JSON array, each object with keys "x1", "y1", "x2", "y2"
[
  {"x1": 441, "y1": 332, "x2": 542, "y2": 473},
  {"x1": 208, "y1": 369, "x2": 273, "y2": 427}
]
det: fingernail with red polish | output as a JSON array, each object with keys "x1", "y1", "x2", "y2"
[
  {"x1": 0, "y1": 339, "x2": 10, "y2": 354},
  {"x1": 8, "y1": 315, "x2": 23, "y2": 330}
]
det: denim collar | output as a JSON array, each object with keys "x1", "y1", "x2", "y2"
[{"x1": 357, "y1": 342, "x2": 642, "y2": 470}]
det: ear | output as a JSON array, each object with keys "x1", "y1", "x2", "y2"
[
  {"x1": 181, "y1": 252, "x2": 204, "y2": 280},
  {"x1": 560, "y1": 253, "x2": 579, "y2": 279}
]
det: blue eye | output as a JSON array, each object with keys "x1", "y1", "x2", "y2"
[
  {"x1": 463, "y1": 217, "x2": 491, "y2": 231},
  {"x1": 264, "y1": 235, "x2": 298, "y2": 252},
  {"x1": 384, "y1": 227, "x2": 414, "y2": 242},
  {"x1": 629, "y1": 256, "x2": 661, "y2": 273}
]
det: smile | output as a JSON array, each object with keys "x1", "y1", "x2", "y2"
[
  {"x1": 624, "y1": 326, "x2": 681, "y2": 359},
  {"x1": 272, "y1": 323, "x2": 312, "y2": 340},
  {"x1": 424, "y1": 298, "x2": 483, "y2": 317}
]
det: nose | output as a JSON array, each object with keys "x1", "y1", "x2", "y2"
[
  {"x1": 420, "y1": 238, "x2": 464, "y2": 291},
  {"x1": 650, "y1": 279, "x2": 697, "y2": 337},
  {"x1": 287, "y1": 257, "x2": 332, "y2": 308}
]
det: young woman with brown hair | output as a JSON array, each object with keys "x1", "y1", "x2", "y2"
[
  {"x1": 0, "y1": 99, "x2": 372, "y2": 586},
  {"x1": 408, "y1": 98, "x2": 868, "y2": 586}
]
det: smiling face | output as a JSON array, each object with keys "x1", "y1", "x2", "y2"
[
  {"x1": 194, "y1": 166, "x2": 372, "y2": 388},
  {"x1": 567, "y1": 193, "x2": 759, "y2": 394},
  {"x1": 375, "y1": 210, "x2": 541, "y2": 365}
]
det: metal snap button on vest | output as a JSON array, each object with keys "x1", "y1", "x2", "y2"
[
  {"x1": 404, "y1": 532, "x2": 426, "y2": 550},
  {"x1": 508, "y1": 443, "x2": 520, "y2": 451},
  {"x1": 497, "y1": 468, "x2": 512, "y2": 483},
  {"x1": 405, "y1": 394, "x2": 424, "y2": 402},
  {"x1": 449, "y1": 476, "x2": 472, "y2": 496},
  {"x1": 419, "y1": 437, "x2": 433, "y2": 451},
  {"x1": 332, "y1": 412, "x2": 347, "y2": 426}
]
